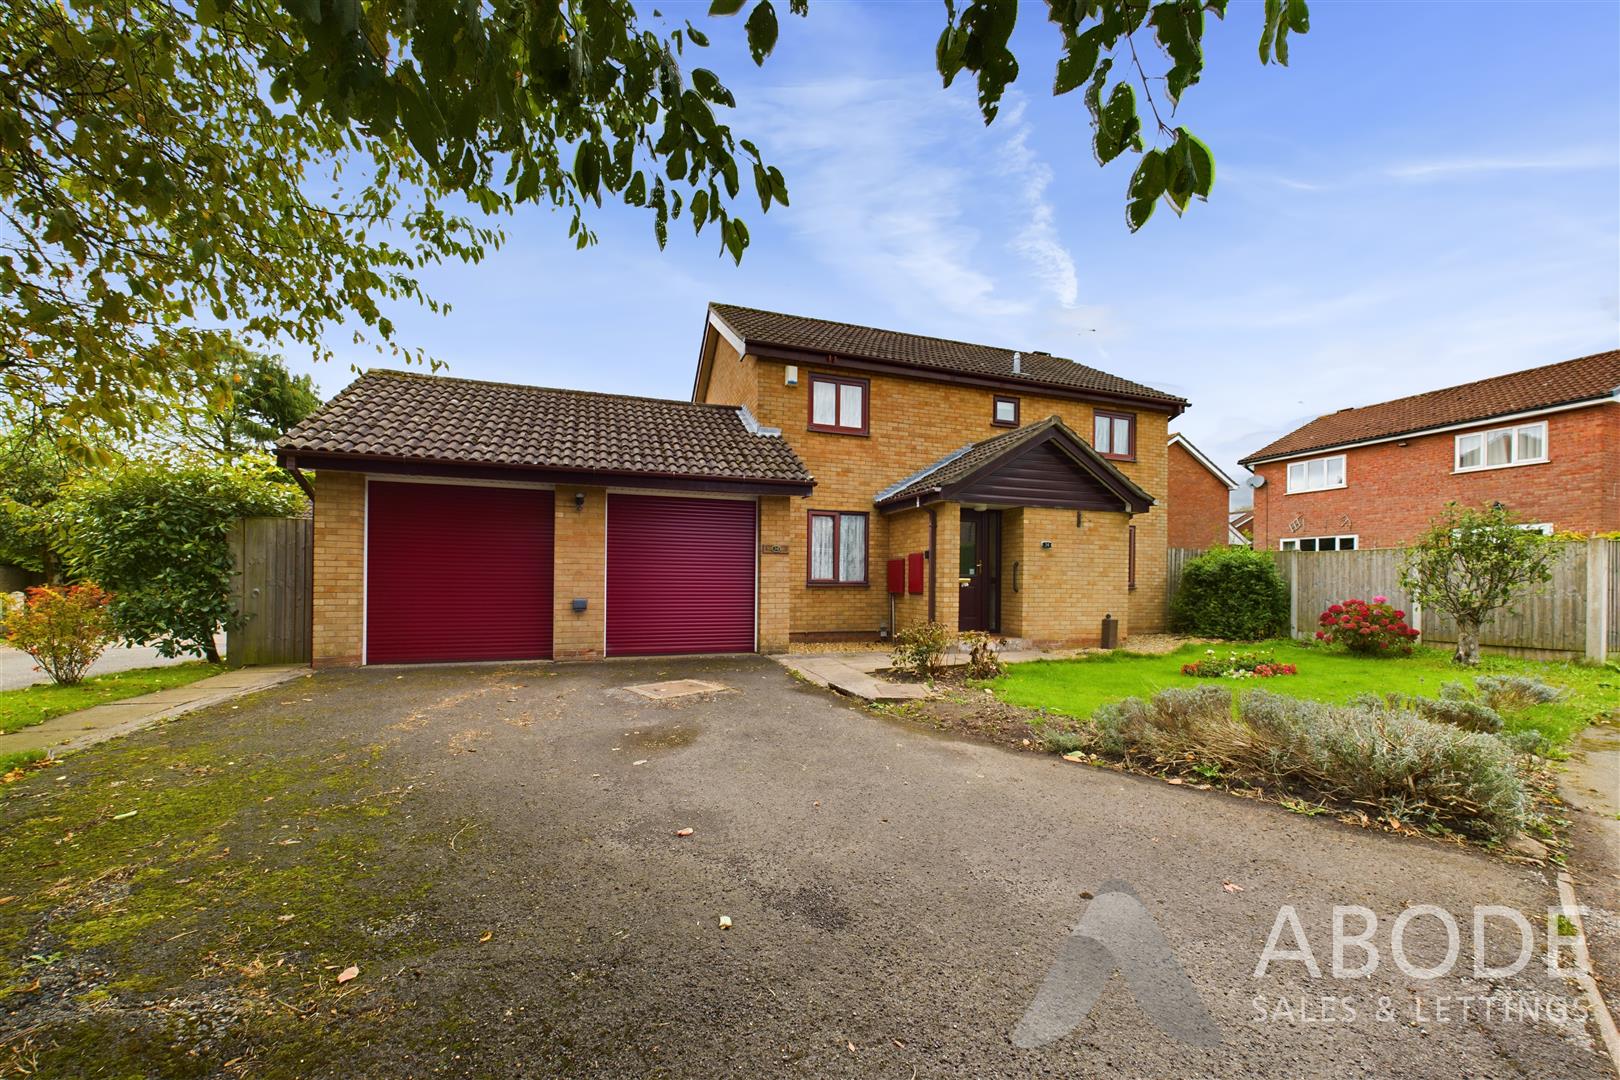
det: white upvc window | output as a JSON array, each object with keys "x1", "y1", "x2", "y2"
[
  {"x1": 1280, "y1": 535, "x2": 1358, "y2": 552},
  {"x1": 1454, "y1": 421, "x2": 1548, "y2": 472},
  {"x1": 1285, "y1": 454, "x2": 1346, "y2": 494}
]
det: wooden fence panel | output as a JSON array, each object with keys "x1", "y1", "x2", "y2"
[
  {"x1": 1273, "y1": 548, "x2": 1414, "y2": 640},
  {"x1": 1418, "y1": 542, "x2": 1587, "y2": 654},
  {"x1": 1166, "y1": 547, "x2": 1205, "y2": 611},
  {"x1": 227, "y1": 516, "x2": 312, "y2": 666}
]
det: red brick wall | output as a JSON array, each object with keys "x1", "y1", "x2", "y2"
[
  {"x1": 1167, "y1": 441, "x2": 1232, "y2": 549},
  {"x1": 1250, "y1": 404, "x2": 1620, "y2": 551}
]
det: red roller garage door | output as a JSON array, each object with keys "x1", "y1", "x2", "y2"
[
  {"x1": 366, "y1": 482, "x2": 553, "y2": 664},
  {"x1": 607, "y1": 494, "x2": 756, "y2": 656}
]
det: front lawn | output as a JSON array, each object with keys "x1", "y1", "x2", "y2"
[
  {"x1": 994, "y1": 641, "x2": 1617, "y2": 749},
  {"x1": 0, "y1": 661, "x2": 225, "y2": 737}
]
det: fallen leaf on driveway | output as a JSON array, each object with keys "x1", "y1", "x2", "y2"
[
  {"x1": 112, "y1": 810, "x2": 137, "y2": 820},
  {"x1": 0, "y1": 896, "x2": 15, "y2": 906},
  {"x1": 479, "y1": 931, "x2": 493, "y2": 943},
  {"x1": 675, "y1": 828, "x2": 694, "y2": 837},
  {"x1": 632, "y1": 760, "x2": 648, "y2": 766},
  {"x1": 1223, "y1": 881, "x2": 1244, "y2": 893},
  {"x1": 337, "y1": 966, "x2": 359, "y2": 984},
  {"x1": 718, "y1": 915, "x2": 732, "y2": 930},
  {"x1": 1166, "y1": 778, "x2": 1184, "y2": 785}
]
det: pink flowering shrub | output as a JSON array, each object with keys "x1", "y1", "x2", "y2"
[{"x1": 1315, "y1": 595, "x2": 1419, "y2": 656}]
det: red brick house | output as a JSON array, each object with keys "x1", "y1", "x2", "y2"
[
  {"x1": 1166, "y1": 433, "x2": 1238, "y2": 549},
  {"x1": 278, "y1": 303, "x2": 1187, "y2": 665},
  {"x1": 1240, "y1": 350, "x2": 1620, "y2": 551}
]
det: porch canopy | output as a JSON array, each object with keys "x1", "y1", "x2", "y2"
[{"x1": 873, "y1": 417, "x2": 1154, "y2": 514}]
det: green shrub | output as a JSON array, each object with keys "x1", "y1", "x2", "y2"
[
  {"x1": 891, "y1": 622, "x2": 952, "y2": 679},
  {"x1": 1092, "y1": 686, "x2": 1529, "y2": 840},
  {"x1": 1474, "y1": 675, "x2": 1565, "y2": 714},
  {"x1": 1408, "y1": 695, "x2": 1504, "y2": 735},
  {"x1": 1169, "y1": 547, "x2": 1289, "y2": 640},
  {"x1": 960, "y1": 630, "x2": 1006, "y2": 680},
  {"x1": 1044, "y1": 730, "x2": 1087, "y2": 755},
  {"x1": 56, "y1": 456, "x2": 303, "y2": 661}
]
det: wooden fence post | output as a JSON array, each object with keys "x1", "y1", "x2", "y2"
[
  {"x1": 1286, "y1": 550, "x2": 1299, "y2": 639},
  {"x1": 1586, "y1": 537, "x2": 1610, "y2": 665}
]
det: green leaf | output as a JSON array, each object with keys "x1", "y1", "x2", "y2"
[
  {"x1": 1149, "y1": 0, "x2": 1204, "y2": 103},
  {"x1": 691, "y1": 68, "x2": 735, "y2": 107},
  {"x1": 744, "y1": 0, "x2": 779, "y2": 64},
  {"x1": 1126, "y1": 149, "x2": 1165, "y2": 232},
  {"x1": 708, "y1": 0, "x2": 746, "y2": 14},
  {"x1": 1052, "y1": 27, "x2": 1102, "y2": 96},
  {"x1": 1091, "y1": 81, "x2": 1140, "y2": 165},
  {"x1": 573, "y1": 140, "x2": 600, "y2": 202}
]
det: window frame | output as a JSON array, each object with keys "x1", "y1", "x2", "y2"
[
  {"x1": 806, "y1": 510, "x2": 870, "y2": 586},
  {"x1": 1453, "y1": 420, "x2": 1548, "y2": 473},
  {"x1": 1093, "y1": 410, "x2": 1137, "y2": 461},
  {"x1": 1284, "y1": 454, "x2": 1348, "y2": 494},
  {"x1": 1279, "y1": 534, "x2": 1359, "y2": 552},
  {"x1": 806, "y1": 373, "x2": 870, "y2": 436},
  {"x1": 991, "y1": 395, "x2": 1021, "y2": 428}
]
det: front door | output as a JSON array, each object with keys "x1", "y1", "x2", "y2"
[{"x1": 958, "y1": 509, "x2": 1000, "y2": 632}]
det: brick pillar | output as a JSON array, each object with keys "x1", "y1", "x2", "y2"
[
  {"x1": 758, "y1": 496, "x2": 792, "y2": 653},
  {"x1": 312, "y1": 471, "x2": 365, "y2": 667},
  {"x1": 553, "y1": 486, "x2": 606, "y2": 661}
]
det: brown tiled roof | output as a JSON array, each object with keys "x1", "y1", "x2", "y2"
[
  {"x1": 709, "y1": 303, "x2": 1187, "y2": 410},
  {"x1": 278, "y1": 370, "x2": 813, "y2": 486},
  {"x1": 1242, "y1": 349, "x2": 1620, "y2": 464},
  {"x1": 874, "y1": 416, "x2": 1153, "y2": 511}
]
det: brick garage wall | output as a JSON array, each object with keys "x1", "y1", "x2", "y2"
[
  {"x1": 311, "y1": 470, "x2": 365, "y2": 667},
  {"x1": 758, "y1": 496, "x2": 792, "y2": 652},
  {"x1": 1167, "y1": 440, "x2": 1232, "y2": 549},
  {"x1": 707, "y1": 360, "x2": 1173, "y2": 638},
  {"x1": 1003, "y1": 507, "x2": 1131, "y2": 646},
  {"x1": 1250, "y1": 404, "x2": 1620, "y2": 551},
  {"x1": 553, "y1": 486, "x2": 606, "y2": 660}
]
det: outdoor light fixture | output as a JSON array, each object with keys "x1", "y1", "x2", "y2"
[
  {"x1": 784, "y1": 365, "x2": 799, "y2": 386},
  {"x1": 571, "y1": 598, "x2": 588, "y2": 613},
  {"x1": 574, "y1": 491, "x2": 586, "y2": 511}
]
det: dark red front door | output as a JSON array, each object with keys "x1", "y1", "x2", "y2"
[
  {"x1": 366, "y1": 482, "x2": 554, "y2": 664},
  {"x1": 958, "y1": 509, "x2": 1001, "y2": 633},
  {"x1": 607, "y1": 494, "x2": 756, "y2": 656}
]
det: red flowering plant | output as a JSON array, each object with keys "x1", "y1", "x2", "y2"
[
  {"x1": 1315, "y1": 595, "x2": 1419, "y2": 656},
  {"x1": 1181, "y1": 649, "x2": 1298, "y2": 679}
]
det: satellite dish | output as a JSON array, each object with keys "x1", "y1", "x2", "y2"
[{"x1": 1249, "y1": 474, "x2": 1267, "y2": 488}]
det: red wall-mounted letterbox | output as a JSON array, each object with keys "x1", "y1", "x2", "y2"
[
  {"x1": 907, "y1": 551, "x2": 925, "y2": 595},
  {"x1": 886, "y1": 557, "x2": 905, "y2": 596}
]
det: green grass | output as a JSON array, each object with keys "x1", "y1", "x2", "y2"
[
  {"x1": 0, "y1": 661, "x2": 224, "y2": 735},
  {"x1": 993, "y1": 641, "x2": 1618, "y2": 749}
]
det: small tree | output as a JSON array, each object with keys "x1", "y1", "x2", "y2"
[
  {"x1": 3, "y1": 583, "x2": 117, "y2": 685},
  {"x1": 56, "y1": 456, "x2": 305, "y2": 662},
  {"x1": 1400, "y1": 503, "x2": 1555, "y2": 666}
]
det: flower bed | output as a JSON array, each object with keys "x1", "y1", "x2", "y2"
[{"x1": 1181, "y1": 648, "x2": 1297, "y2": 679}]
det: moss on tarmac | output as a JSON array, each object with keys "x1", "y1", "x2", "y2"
[{"x1": 0, "y1": 692, "x2": 448, "y2": 1077}]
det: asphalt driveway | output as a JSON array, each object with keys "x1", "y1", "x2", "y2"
[{"x1": 0, "y1": 656, "x2": 1610, "y2": 1078}]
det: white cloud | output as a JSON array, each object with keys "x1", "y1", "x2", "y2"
[
  {"x1": 997, "y1": 96, "x2": 1080, "y2": 308},
  {"x1": 1385, "y1": 148, "x2": 1616, "y2": 180}
]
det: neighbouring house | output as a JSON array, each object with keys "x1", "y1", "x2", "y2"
[
  {"x1": 278, "y1": 302, "x2": 1186, "y2": 665},
  {"x1": 1227, "y1": 509, "x2": 1254, "y2": 547},
  {"x1": 1239, "y1": 349, "x2": 1620, "y2": 552},
  {"x1": 1166, "y1": 433, "x2": 1238, "y2": 550}
]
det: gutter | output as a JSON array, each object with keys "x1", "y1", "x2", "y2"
[
  {"x1": 281, "y1": 454, "x2": 316, "y2": 500},
  {"x1": 926, "y1": 507, "x2": 937, "y2": 623}
]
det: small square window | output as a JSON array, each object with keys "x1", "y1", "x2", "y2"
[{"x1": 992, "y1": 396, "x2": 1019, "y2": 427}]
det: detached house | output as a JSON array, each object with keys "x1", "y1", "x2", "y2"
[
  {"x1": 1240, "y1": 349, "x2": 1620, "y2": 551},
  {"x1": 279, "y1": 303, "x2": 1186, "y2": 666}
]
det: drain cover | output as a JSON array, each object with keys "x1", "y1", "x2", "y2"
[{"x1": 623, "y1": 679, "x2": 730, "y2": 701}]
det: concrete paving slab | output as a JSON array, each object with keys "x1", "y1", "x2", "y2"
[
  {"x1": 1, "y1": 665, "x2": 308, "y2": 757},
  {"x1": 623, "y1": 679, "x2": 730, "y2": 700}
]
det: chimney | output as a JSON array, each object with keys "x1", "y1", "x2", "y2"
[{"x1": 1011, "y1": 351, "x2": 1022, "y2": 375}]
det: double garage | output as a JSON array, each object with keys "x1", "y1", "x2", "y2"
[{"x1": 363, "y1": 481, "x2": 759, "y2": 664}]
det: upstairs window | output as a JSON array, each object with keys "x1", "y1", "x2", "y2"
[
  {"x1": 808, "y1": 511, "x2": 868, "y2": 585},
  {"x1": 1455, "y1": 421, "x2": 1547, "y2": 472},
  {"x1": 1286, "y1": 455, "x2": 1346, "y2": 493},
  {"x1": 992, "y1": 395, "x2": 1020, "y2": 427},
  {"x1": 809, "y1": 374, "x2": 868, "y2": 435},
  {"x1": 1093, "y1": 411, "x2": 1136, "y2": 460}
]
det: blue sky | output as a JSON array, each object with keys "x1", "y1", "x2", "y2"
[{"x1": 297, "y1": 0, "x2": 1620, "y2": 500}]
